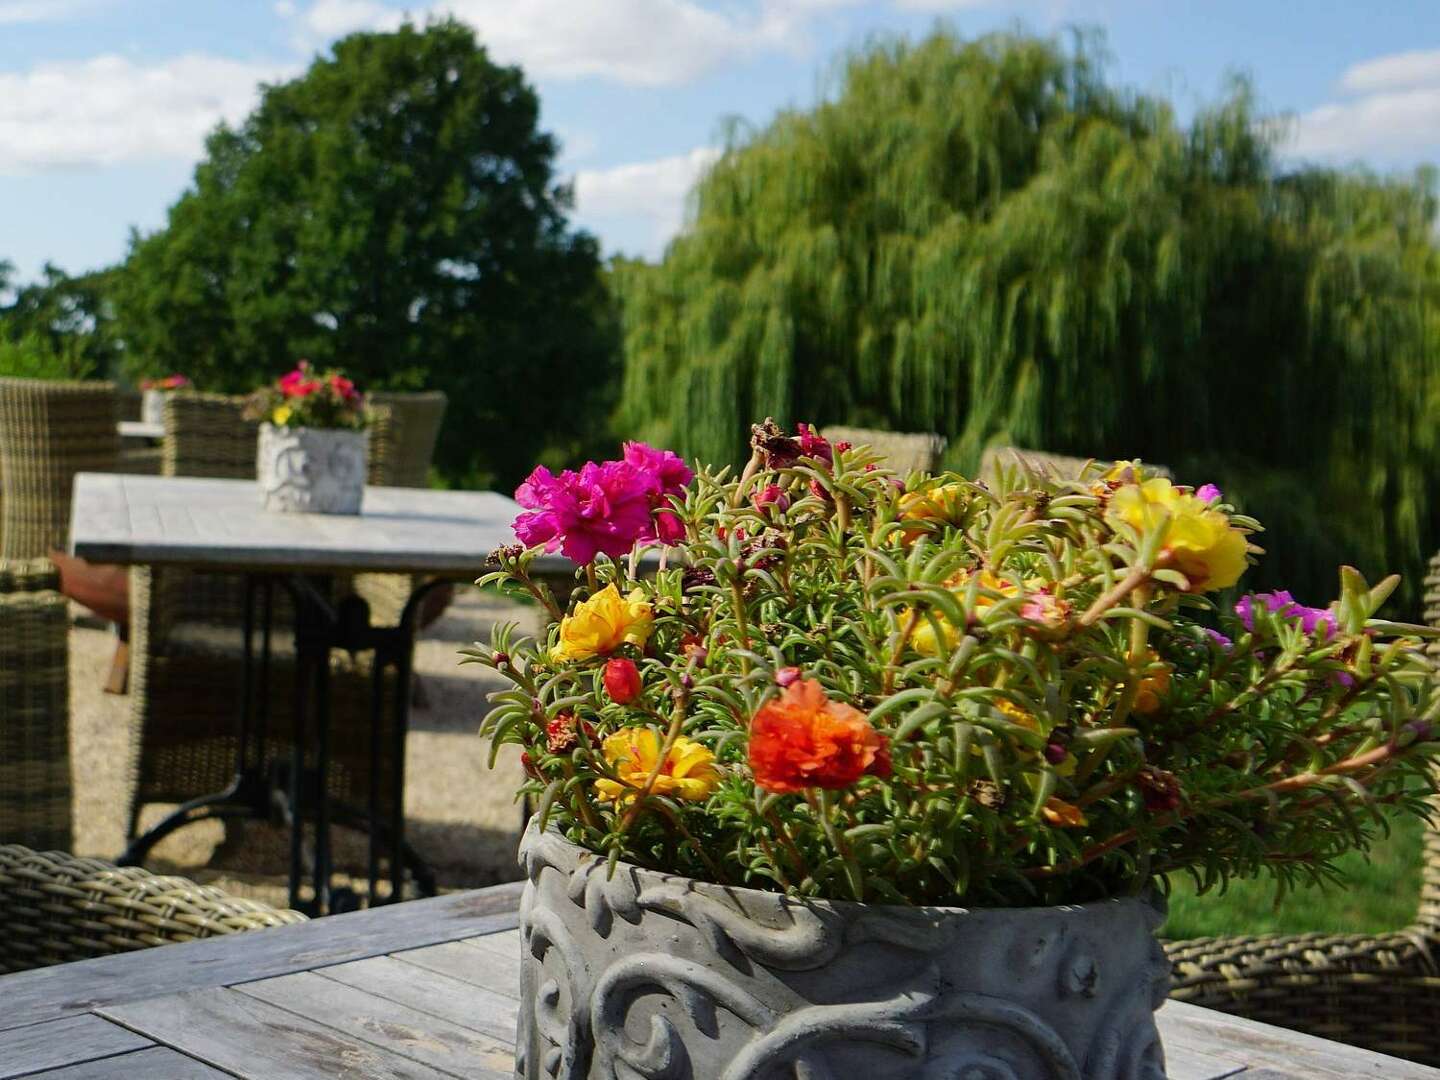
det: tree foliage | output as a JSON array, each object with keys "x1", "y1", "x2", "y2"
[
  {"x1": 0, "y1": 261, "x2": 119, "y2": 377},
  {"x1": 112, "y1": 19, "x2": 617, "y2": 487},
  {"x1": 614, "y1": 30, "x2": 1440, "y2": 612}
]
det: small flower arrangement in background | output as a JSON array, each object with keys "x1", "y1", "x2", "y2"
[
  {"x1": 244, "y1": 360, "x2": 367, "y2": 430},
  {"x1": 470, "y1": 420, "x2": 1439, "y2": 907},
  {"x1": 139, "y1": 374, "x2": 190, "y2": 391}
]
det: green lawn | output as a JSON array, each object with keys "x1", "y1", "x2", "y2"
[{"x1": 1159, "y1": 813, "x2": 1424, "y2": 938}]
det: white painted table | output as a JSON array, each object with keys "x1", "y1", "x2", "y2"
[
  {"x1": 0, "y1": 884, "x2": 1433, "y2": 1078},
  {"x1": 67, "y1": 472, "x2": 566, "y2": 915}
]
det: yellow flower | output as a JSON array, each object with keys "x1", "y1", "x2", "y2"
[
  {"x1": 1132, "y1": 648, "x2": 1173, "y2": 715},
  {"x1": 905, "y1": 569, "x2": 1059, "y2": 655},
  {"x1": 1041, "y1": 797, "x2": 1088, "y2": 828},
  {"x1": 1105, "y1": 478, "x2": 1248, "y2": 593},
  {"x1": 593, "y1": 728, "x2": 720, "y2": 804},
  {"x1": 897, "y1": 482, "x2": 967, "y2": 543},
  {"x1": 272, "y1": 404, "x2": 293, "y2": 425},
  {"x1": 552, "y1": 584, "x2": 654, "y2": 662}
]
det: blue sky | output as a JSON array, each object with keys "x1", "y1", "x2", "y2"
[{"x1": 1, "y1": 0, "x2": 1437, "y2": 283}]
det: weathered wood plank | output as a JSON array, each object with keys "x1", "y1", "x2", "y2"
[
  {"x1": 240, "y1": 971, "x2": 512, "y2": 1078},
  {"x1": 101, "y1": 987, "x2": 453, "y2": 1080},
  {"x1": 20, "y1": 1046, "x2": 232, "y2": 1079},
  {"x1": 1163, "y1": 1049, "x2": 1249, "y2": 1080},
  {"x1": 0, "y1": 884, "x2": 523, "y2": 1032},
  {"x1": 1156, "y1": 1000, "x2": 1440, "y2": 1079},
  {"x1": 0, "y1": 1015, "x2": 151, "y2": 1079},
  {"x1": 393, "y1": 942, "x2": 521, "y2": 1001},
  {"x1": 317, "y1": 955, "x2": 519, "y2": 1046}
]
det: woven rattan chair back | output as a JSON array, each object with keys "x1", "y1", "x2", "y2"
[
  {"x1": 0, "y1": 378, "x2": 118, "y2": 560},
  {"x1": 0, "y1": 845, "x2": 305, "y2": 973},
  {"x1": 367, "y1": 391, "x2": 447, "y2": 489},
  {"x1": 821, "y1": 425, "x2": 945, "y2": 475},
  {"x1": 0, "y1": 562, "x2": 71, "y2": 854}
]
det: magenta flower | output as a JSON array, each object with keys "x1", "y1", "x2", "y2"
[
  {"x1": 1235, "y1": 591, "x2": 1336, "y2": 640},
  {"x1": 623, "y1": 441, "x2": 693, "y2": 546},
  {"x1": 513, "y1": 460, "x2": 656, "y2": 563},
  {"x1": 796, "y1": 423, "x2": 833, "y2": 465},
  {"x1": 1196, "y1": 483, "x2": 1223, "y2": 504},
  {"x1": 753, "y1": 484, "x2": 791, "y2": 512}
]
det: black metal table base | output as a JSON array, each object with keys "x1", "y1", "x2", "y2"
[{"x1": 118, "y1": 573, "x2": 447, "y2": 916}]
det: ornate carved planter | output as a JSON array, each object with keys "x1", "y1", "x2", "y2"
[
  {"x1": 140, "y1": 389, "x2": 168, "y2": 426},
  {"x1": 256, "y1": 423, "x2": 367, "y2": 515},
  {"x1": 517, "y1": 825, "x2": 1170, "y2": 1080}
]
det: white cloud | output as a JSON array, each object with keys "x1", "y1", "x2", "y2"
[
  {"x1": 0, "y1": 54, "x2": 294, "y2": 174},
  {"x1": 572, "y1": 146, "x2": 721, "y2": 258},
  {"x1": 1290, "y1": 48, "x2": 1440, "y2": 164},
  {"x1": 281, "y1": 0, "x2": 842, "y2": 86},
  {"x1": 1292, "y1": 87, "x2": 1440, "y2": 163},
  {"x1": 0, "y1": 0, "x2": 101, "y2": 24},
  {"x1": 1340, "y1": 48, "x2": 1440, "y2": 95}
]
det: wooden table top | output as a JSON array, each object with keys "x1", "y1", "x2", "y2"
[
  {"x1": 0, "y1": 883, "x2": 1432, "y2": 1079},
  {"x1": 68, "y1": 472, "x2": 569, "y2": 577}
]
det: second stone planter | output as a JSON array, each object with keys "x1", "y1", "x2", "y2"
[{"x1": 257, "y1": 423, "x2": 367, "y2": 515}]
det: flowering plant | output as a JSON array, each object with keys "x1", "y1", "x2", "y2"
[
  {"x1": 243, "y1": 361, "x2": 367, "y2": 430},
  {"x1": 139, "y1": 374, "x2": 190, "y2": 391},
  {"x1": 470, "y1": 421, "x2": 1439, "y2": 907}
]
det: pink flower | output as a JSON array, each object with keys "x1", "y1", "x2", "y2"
[
  {"x1": 623, "y1": 441, "x2": 693, "y2": 546},
  {"x1": 513, "y1": 460, "x2": 657, "y2": 564},
  {"x1": 1236, "y1": 591, "x2": 1336, "y2": 640},
  {"x1": 1203, "y1": 627, "x2": 1233, "y2": 649},
  {"x1": 753, "y1": 484, "x2": 790, "y2": 512},
  {"x1": 1196, "y1": 483, "x2": 1223, "y2": 504},
  {"x1": 796, "y1": 423, "x2": 832, "y2": 464}
]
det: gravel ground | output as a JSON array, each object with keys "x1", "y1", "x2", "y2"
[{"x1": 68, "y1": 587, "x2": 536, "y2": 909}]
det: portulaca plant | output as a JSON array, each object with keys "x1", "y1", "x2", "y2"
[{"x1": 468, "y1": 421, "x2": 1439, "y2": 907}]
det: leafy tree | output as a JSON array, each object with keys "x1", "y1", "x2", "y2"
[
  {"x1": 113, "y1": 19, "x2": 616, "y2": 487},
  {"x1": 614, "y1": 30, "x2": 1440, "y2": 612},
  {"x1": 0, "y1": 262, "x2": 119, "y2": 377}
]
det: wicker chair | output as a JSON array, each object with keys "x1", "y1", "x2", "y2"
[
  {"x1": 0, "y1": 378, "x2": 118, "y2": 560},
  {"x1": 821, "y1": 425, "x2": 945, "y2": 475},
  {"x1": 0, "y1": 561, "x2": 71, "y2": 854},
  {"x1": 1160, "y1": 551, "x2": 1440, "y2": 1066},
  {"x1": 355, "y1": 391, "x2": 450, "y2": 628},
  {"x1": 126, "y1": 395, "x2": 413, "y2": 890},
  {"x1": 979, "y1": 446, "x2": 1175, "y2": 481},
  {"x1": 0, "y1": 845, "x2": 304, "y2": 974}
]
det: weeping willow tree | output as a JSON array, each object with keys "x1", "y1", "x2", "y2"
[{"x1": 614, "y1": 29, "x2": 1440, "y2": 612}]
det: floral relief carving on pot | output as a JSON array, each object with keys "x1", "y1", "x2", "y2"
[
  {"x1": 516, "y1": 826, "x2": 1169, "y2": 1080},
  {"x1": 256, "y1": 423, "x2": 368, "y2": 515}
]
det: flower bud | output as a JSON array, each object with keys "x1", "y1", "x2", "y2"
[
  {"x1": 1043, "y1": 742, "x2": 1069, "y2": 766},
  {"x1": 603, "y1": 658, "x2": 643, "y2": 705},
  {"x1": 492, "y1": 651, "x2": 509, "y2": 666},
  {"x1": 521, "y1": 751, "x2": 542, "y2": 781},
  {"x1": 753, "y1": 484, "x2": 791, "y2": 512},
  {"x1": 774, "y1": 666, "x2": 802, "y2": 688}
]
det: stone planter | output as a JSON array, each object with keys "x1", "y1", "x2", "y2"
[
  {"x1": 516, "y1": 825, "x2": 1170, "y2": 1080},
  {"x1": 257, "y1": 423, "x2": 367, "y2": 515},
  {"x1": 140, "y1": 388, "x2": 168, "y2": 426}
]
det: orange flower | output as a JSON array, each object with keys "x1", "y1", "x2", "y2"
[
  {"x1": 748, "y1": 678, "x2": 889, "y2": 794},
  {"x1": 1041, "y1": 797, "x2": 1088, "y2": 828}
]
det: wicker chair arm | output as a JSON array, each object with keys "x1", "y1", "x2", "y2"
[{"x1": 0, "y1": 845, "x2": 306, "y2": 974}]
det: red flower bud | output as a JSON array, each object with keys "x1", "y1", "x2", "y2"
[
  {"x1": 521, "y1": 751, "x2": 542, "y2": 781},
  {"x1": 603, "y1": 658, "x2": 643, "y2": 705},
  {"x1": 753, "y1": 484, "x2": 791, "y2": 512}
]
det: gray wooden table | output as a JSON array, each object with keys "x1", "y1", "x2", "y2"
[
  {"x1": 0, "y1": 884, "x2": 1433, "y2": 1079},
  {"x1": 66, "y1": 472, "x2": 570, "y2": 914},
  {"x1": 68, "y1": 472, "x2": 568, "y2": 577}
]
